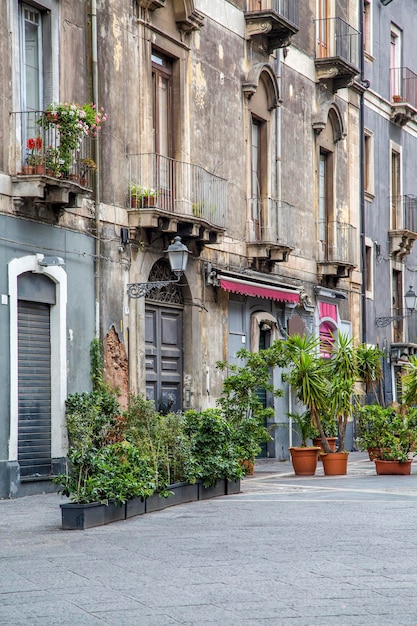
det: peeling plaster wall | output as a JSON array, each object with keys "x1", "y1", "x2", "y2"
[{"x1": 104, "y1": 326, "x2": 129, "y2": 409}]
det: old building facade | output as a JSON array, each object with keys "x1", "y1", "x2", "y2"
[
  {"x1": 0, "y1": 0, "x2": 373, "y2": 498},
  {"x1": 362, "y1": 0, "x2": 417, "y2": 404}
]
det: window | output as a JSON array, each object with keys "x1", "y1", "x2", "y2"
[
  {"x1": 363, "y1": 0, "x2": 373, "y2": 58},
  {"x1": 365, "y1": 238, "x2": 374, "y2": 298},
  {"x1": 152, "y1": 52, "x2": 173, "y2": 158},
  {"x1": 364, "y1": 130, "x2": 374, "y2": 198},
  {"x1": 246, "y1": 69, "x2": 272, "y2": 244},
  {"x1": 317, "y1": 0, "x2": 329, "y2": 57},
  {"x1": 390, "y1": 24, "x2": 402, "y2": 99},
  {"x1": 391, "y1": 147, "x2": 401, "y2": 229},
  {"x1": 318, "y1": 149, "x2": 334, "y2": 254},
  {"x1": 392, "y1": 268, "x2": 403, "y2": 341},
  {"x1": 251, "y1": 118, "x2": 266, "y2": 240},
  {"x1": 20, "y1": 4, "x2": 43, "y2": 113}
]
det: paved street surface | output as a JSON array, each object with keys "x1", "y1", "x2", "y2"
[{"x1": 2, "y1": 452, "x2": 417, "y2": 625}]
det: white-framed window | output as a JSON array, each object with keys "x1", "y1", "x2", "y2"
[
  {"x1": 364, "y1": 237, "x2": 374, "y2": 299},
  {"x1": 390, "y1": 23, "x2": 402, "y2": 100},
  {"x1": 364, "y1": 129, "x2": 374, "y2": 199},
  {"x1": 390, "y1": 141, "x2": 402, "y2": 230},
  {"x1": 363, "y1": 0, "x2": 373, "y2": 59},
  {"x1": 20, "y1": 3, "x2": 43, "y2": 113}
]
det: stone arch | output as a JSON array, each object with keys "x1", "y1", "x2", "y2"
[
  {"x1": 313, "y1": 102, "x2": 346, "y2": 143},
  {"x1": 242, "y1": 63, "x2": 280, "y2": 110},
  {"x1": 328, "y1": 105, "x2": 345, "y2": 142}
]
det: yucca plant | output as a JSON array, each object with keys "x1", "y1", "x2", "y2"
[{"x1": 282, "y1": 334, "x2": 332, "y2": 453}]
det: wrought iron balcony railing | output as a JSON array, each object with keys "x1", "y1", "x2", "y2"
[
  {"x1": 391, "y1": 195, "x2": 417, "y2": 233},
  {"x1": 317, "y1": 220, "x2": 357, "y2": 267},
  {"x1": 10, "y1": 111, "x2": 94, "y2": 188},
  {"x1": 129, "y1": 153, "x2": 227, "y2": 229},
  {"x1": 245, "y1": 0, "x2": 299, "y2": 27},
  {"x1": 244, "y1": 0, "x2": 299, "y2": 51},
  {"x1": 314, "y1": 17, "x2": 360, "y2": 71},
  {"x1": 390, "y1": 67, "x2": 417, "y2": 108}
]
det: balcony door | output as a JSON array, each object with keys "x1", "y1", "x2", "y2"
[
  {"x1": 152, "y1": 51, "x2": 174, "y2": 208},
  {"x1": 20, "y1": 3, "x2": 43, "y2": 113},
  {"x1": 391, "y1": 149, "x2": 401, "y2": 230},
  {"x1": 317, "y1": 0, "x2": 329, "y2": 58},
  {"x1": 390, "y1": 25, "x2": 402, "y2": 99}
]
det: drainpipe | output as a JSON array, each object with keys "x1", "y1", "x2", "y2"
[
  {"x1": 91, "y1": 0, "x2": 101, "y2": 338},
  {"x1": 359, "y1": 3, "x2": 367, "y2": 344}
]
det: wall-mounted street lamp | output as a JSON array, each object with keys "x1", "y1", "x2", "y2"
[
  {"x1": 376, "y1": 286, "x2": 417, "y2": 327},
  {"x1": 127, "y1": 236, "x2": 190, "y2": 298}
]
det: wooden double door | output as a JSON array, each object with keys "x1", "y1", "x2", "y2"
[{"x1": 145, "y1": 304, "x2": 183, "y2": 413}]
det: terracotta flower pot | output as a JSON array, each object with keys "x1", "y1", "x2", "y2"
[
  {"x1": 322, "y1": 451, "x2": 349, "y2": 476},
  {"x1": 367, "y1": 447, "x2": 382, "y2": 461},
  {"x1": 35, "y1": 164, "x2": 46, "y2": 175},
  {"x1": 289, "y1": 447, "x2": 321, "y2": 476},
  {"x1": 241, "y1": 459, "x2": 254, "y2": 475},
  {"x1": 375, "y1": 459, "x2": 412, "y2": 475},
  {"x1": 22, "y1": 165, "x2": 35, "y2": 175},
  {"x1": 313, "y1": 437, "x2": 338, "y2": 460}
]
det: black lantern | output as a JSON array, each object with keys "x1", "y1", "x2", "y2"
[{"x1": 127, "y1": 236, "x2": 191, "y2": 298}]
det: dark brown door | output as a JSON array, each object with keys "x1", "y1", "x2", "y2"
[{"x1": 145, "y1": 305, "x2": 183, "y2": 413}]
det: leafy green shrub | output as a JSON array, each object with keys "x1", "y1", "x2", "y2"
[
  {"x1": 124, "y1": 394, "x2": 194, "y2": 490},
  {"x1": 185, "y1": 409, "x2": 244, "y2": 486},
  {"x1": 58, "y1": 442, "x2": 156, "y2": 505}
]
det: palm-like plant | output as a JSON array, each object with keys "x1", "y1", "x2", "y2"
[
  {"x1": 401, "y1": 355, "x2": 417, "y2": 405},
  {"x1": 356, "y1": 343, "x2": 384, "y2": 405},
  {"x1": 282, "y1": 334, "x2": 332, "y2": 453},
  {"x1": 327, "y1": 333, "x2": 358, "y2": 451}
]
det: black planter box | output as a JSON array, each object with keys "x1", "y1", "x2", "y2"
[
  {"x1": 60, "y1": 502, "x2": 106, "y2": 530},
  {"x1": 125, "y1": 496, "x2": 146, "y2": 519},
  {"x1": 104, "y1": 501, "x2": 126, "y2": 524},
  {"x1": 198, "y1": 479, "x2": 227, "y2": 500},
  {"x1": 61, "y1": 478, "x2": 234, "y2": 529},
  {"x1": 226, "y1": 479, "x2": 241, "y2": 495}
]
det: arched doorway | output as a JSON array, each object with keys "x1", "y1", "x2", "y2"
[{"x1": 145, "y1": 260, "x2": 184, "y2": 413}]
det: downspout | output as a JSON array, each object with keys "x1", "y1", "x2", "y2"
[
  {"x1": 91, "y1": 0, "x2": 101, "y2": 338},
  {"x1": 359, "y1": 2, "x2": 367, "y2": 344}
]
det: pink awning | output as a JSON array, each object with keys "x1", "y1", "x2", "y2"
[
  {"x1": 219, "y1": 277, "x2": 299, "y2": 303},
  {"x1": 319, "y1": 301, "x2": 337, "y2": 321}
]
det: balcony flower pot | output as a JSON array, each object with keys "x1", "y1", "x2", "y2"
[
  {"x1": 392, "y1": 95, "x2": 403, "y2": 103},
  {"x1": 35, "y1": 164, "x2": 46, "y2": 175},
  {"x1": 321, "y1": 451, "x2": 349, "y2": 476},
  {"x1": 22, "y1": 165, "x2": 35, "y2": 175},
  {"x1": 375, "y1": 459, "x2": 413, "y2": 475},
  {"x1": 289, "y1": 446, "x2": 321, "y2": 476}
]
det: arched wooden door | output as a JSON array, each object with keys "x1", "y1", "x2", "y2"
[{"x1": 145, "y1": 260, "x2": 184, "y2": 413}]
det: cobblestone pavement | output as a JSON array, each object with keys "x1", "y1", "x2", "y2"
[{"x1": 2, "y1": 452, "x2": 417, "y2": 625}]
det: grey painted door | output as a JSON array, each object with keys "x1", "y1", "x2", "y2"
[
  {"x1": 17, "y1": 300, "x2": 52, "y2": 477},
  {"x1": 145, "y1": 305, "x2": 183, "y2": 413}
]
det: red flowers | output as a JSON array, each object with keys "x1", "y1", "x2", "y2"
[{"x1": 26, "y1": 137, "x2": 42, "y2": 151}]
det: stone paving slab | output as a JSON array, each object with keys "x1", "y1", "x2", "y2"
[{"x1": 1, "y1": 452, "x2": 417, "y2": 625}]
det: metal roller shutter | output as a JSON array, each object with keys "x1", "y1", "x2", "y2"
[{"x1": 17, "y1": 301, "x2": 52, "y2": 477}]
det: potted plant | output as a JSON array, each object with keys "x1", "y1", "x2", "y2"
[
  {"x1": 287, "y1": 411, "x2": 321, "y2": 476},
  {"x1": 80, "y1": 158, "x2": 97, "y2": 186},
  {"x1": 282, "y1": 334, "x2": 332, "y2": 453},
  {"x1": 130, "y1": 183, "x2": 160, "y2": 209},
  {"x1": 39, "y1": 102, "x2": 107, "y2": 176},
  {"x1": 23, "y1": 137, "x2": 43, "y2": 174},
  {"x1": 217, "y1": 344, "x2": 285, "y2": 475}
]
